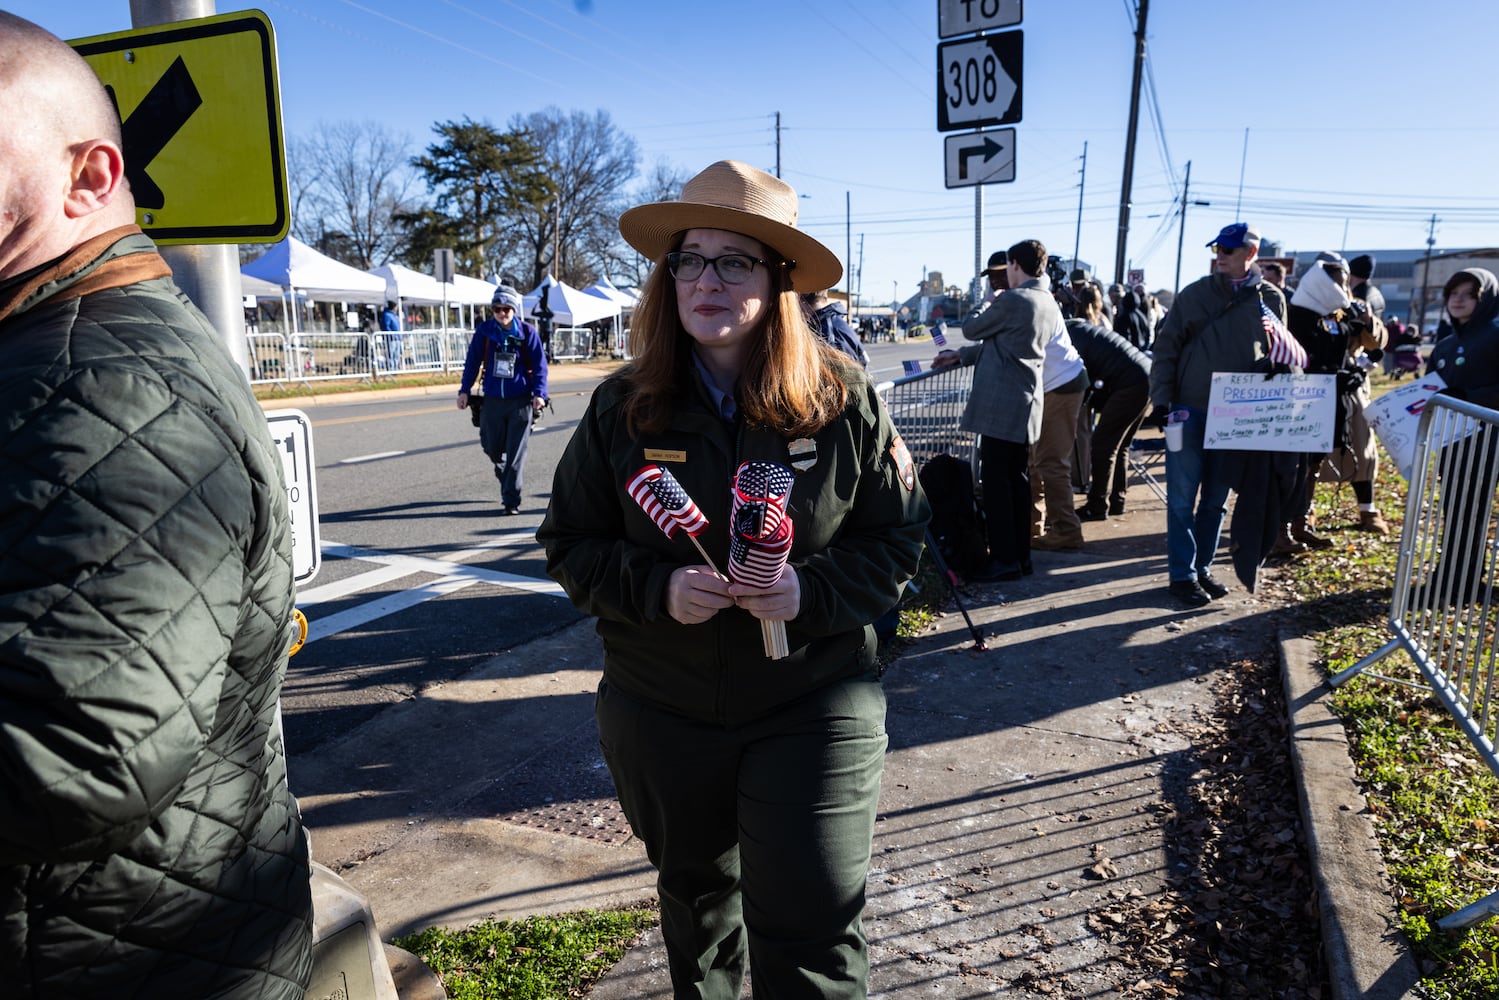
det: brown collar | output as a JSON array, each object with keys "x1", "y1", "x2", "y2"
[{"x1": 0, "y1": 226, "x2": 171, "y2": 323}]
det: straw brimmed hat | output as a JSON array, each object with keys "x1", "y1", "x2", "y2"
[{"x1": 618, "y1": 160, "x2": 841, "y2": 293}]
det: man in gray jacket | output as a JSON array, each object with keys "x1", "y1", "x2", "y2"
[
  {"x1": 934, "y1": 240, "x2": 1063, "y2": 582},
  {"x1": 1148, "y1": 222, "x2": 1290, "y2": 607},
  {"x1": 0, "y1": 14, "x2": 312, "y2": 997}
]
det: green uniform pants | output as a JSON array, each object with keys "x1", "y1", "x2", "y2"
[{"x1": 596, "y1": 673, "x2": 887, "y2": 1000}]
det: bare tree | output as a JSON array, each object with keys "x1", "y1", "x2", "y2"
[
  {"x1": 287, "y1": 121, "x2": 421, "y2": 269},
  {"x1": 503, "y1": 108, "x2": 639, "y2": 289}
]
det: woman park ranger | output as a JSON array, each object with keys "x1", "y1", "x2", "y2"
[{"x1": 537, "y1": 160, "x2": 929, "y2": 998}]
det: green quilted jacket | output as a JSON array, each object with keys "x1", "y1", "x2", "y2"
[{"x1": 0, "y1": 229, "x2": 312, "y2": 998}]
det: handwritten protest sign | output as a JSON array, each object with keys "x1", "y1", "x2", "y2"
[
  {"x1": 1365, "y1": 375, "x2": 1447, "y2": 480},
  {"x1": 1204, "y1": 372, "x2": 1336, "y2": 452}
]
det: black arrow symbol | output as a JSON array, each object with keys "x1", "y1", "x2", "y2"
[
  {"x1": 109, "y1": 55, "x2": 202, "y2": 210},
  {"x1": 958, "y1": 136, "x2": 1006, "y2": 180}
]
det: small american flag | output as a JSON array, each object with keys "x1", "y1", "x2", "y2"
[
  {"x1": 902, "y1": 359, "x2": 923, "y2": 375},
  {"x1": 931, "y1": 322, "x2": 948, "y2": 347},
  {"x1": 626, "y1": 464, "x2": 708, "y2": 538},
  {"x1": 1260, "y1": 300, "x2": 1308, "y2": 369},
  {"x1": 729, "y1": 513, "x2": 793, "y2": 588}
]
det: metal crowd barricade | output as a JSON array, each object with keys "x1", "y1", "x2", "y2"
[
  {"x1": 875, "y1": 365, "x2": 978, "y2": 469},
  {"x1": 1330, "y1": 393, "x2": 1499, "y2": 929},
  {"x1": 283, "y1": 332, "x2": 375, "y2": 384},
  {"x1": 246, "y1": 332, "x2": 290, "y2": 383},
  {"x1": 550, "y1": 326, "x2": 595, "y2": 362}
]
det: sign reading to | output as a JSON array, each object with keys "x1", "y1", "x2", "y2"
[
  {"x1": 71, "y1": 10, "x2": 288, "y2": 245},
  {"x1": 266, "y1": 409, "x2": 321, "y2": 584},
  {"x1": 944, "y1": 128, "x2": 1015, "y2": 188},
  {"x1": 937, "y1": 0, "x2": 1023, "y2": 39},
  {"x1": 937, "y1": 31, "x2": 1023, "y2": 132},
  {"x1": 1204, "y1": 373, "x2": 1336, "y2": 453}
]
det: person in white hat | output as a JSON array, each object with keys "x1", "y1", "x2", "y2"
[{"x1": 538, "y1": 160, "x2": 929, "y2": 999}]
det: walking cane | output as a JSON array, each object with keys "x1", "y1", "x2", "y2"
[{"x1": 923, "y1": 529, "x2": 989, "y2": 652}]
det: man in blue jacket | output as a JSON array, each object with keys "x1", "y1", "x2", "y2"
[{"x1": 458, "y1": 285, "x2": 549, "y2": 515}]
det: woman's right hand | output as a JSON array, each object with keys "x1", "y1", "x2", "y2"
[
  {"x1": 664, "y1": 566, "x2": 734, "y2": 625},
  {"x1": 456, "y1": 392, "x2": 469, "y2": 410}
]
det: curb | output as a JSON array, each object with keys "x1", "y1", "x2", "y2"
[{"x1": 1281, "y1": 632, "x2": 1421, "y2": 999}]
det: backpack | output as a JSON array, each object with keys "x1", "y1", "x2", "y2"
[{"x1": 918, "y1": 453, "x2": 988, "y2": 581}]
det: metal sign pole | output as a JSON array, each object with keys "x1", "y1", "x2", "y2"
[{"x1": 129, "y1": 0, "x2": 248, "y2": 373}]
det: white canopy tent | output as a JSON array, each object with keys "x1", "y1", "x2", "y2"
[
  {"x1": 242, "y1": 237, "x2": 387, "y2": 333},
  {"x1": 523, "y1": 275, "x2": 621, "y2": 328},
  {"x1": 582, "y1": 277, "x2": 636, "y2": 310},
  {"x1": 451, "y1": 273, "x2": 499, "y2": 306},
  {"x1": 369, "y1": 262, "x2": 447, "y2": 306}
]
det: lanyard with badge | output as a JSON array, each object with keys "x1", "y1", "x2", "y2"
[{"x1": 490, "y1": 327, "x2": 518, "y2": 379}]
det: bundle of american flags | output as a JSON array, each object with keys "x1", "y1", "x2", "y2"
[
  {"x1": 1260, "y1": 300, "x2": 1309, "y2": 369},
  {"x1": 729, "y1": 461, "x2": 796, "y2": 658}
]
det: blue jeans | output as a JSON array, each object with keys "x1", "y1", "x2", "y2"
[{"x1": 1164, "y1": 406, "x2": 1229, "y2": 582}]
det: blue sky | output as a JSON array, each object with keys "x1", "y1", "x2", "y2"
[{"x1": 22, "y1": 0, "x2": 1499, "y2": 307}]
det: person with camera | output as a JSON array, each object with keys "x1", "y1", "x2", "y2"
[
  {"x1": 1148, "y1": 222, "x2": 1290, "y2": 607},
  {"x1": 933, "y1": 240, "x2": 1062, "y2": 582},
  {"x1": 457, "y1": 285, "x2": 549, "y2": 515}
]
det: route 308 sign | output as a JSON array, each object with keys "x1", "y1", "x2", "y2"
[{"x1": 937, "y1": 31, "x2": 1023, "y2": 132}]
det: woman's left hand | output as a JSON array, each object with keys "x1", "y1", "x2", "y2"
[{"x1": 728, "y1": 568, "x2": 801, "y2": 622}]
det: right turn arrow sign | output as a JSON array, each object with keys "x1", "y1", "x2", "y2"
[{"x1": 944, "y1": 129, "x2": 1016, "y2": 189}]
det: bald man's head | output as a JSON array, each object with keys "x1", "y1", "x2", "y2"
[{"x1": 0, "y1": 12, "x2": 133, "y2": 280}]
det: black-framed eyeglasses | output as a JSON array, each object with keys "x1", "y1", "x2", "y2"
[{"x1": 666, "y1": 251, "x2": 769, "y2": 285}]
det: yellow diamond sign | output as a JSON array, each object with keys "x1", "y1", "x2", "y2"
[{"x1": 71, "y1": 9, "x2": 288, "y2": 244}]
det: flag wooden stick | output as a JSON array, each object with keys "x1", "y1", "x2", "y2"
[
  {"x1": 762, "y1": 619, "x2": 789, "y2": 659},
  {"x1": 688, "y1": 534, "x2": 722, "y2": 577}
]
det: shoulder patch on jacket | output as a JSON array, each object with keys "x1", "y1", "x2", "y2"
[{"x1": 890, "y1": 435, "x2": 916, "y2": 492}]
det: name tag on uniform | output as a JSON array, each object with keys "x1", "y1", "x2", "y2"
[{"x1": 645, "y1": 448, "x2": 687, "y2": 463}]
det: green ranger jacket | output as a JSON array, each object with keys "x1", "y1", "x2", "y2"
[
  {"x1": 538, "y1": 365, "x2": 930, "y2": 726},
  {"x1": 0, "y1": 229, "x2": 312, "y2": 998}
]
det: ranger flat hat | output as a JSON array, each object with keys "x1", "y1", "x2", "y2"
[{"x1": 618, "y1": 160, "x2": 841, "y2": 293}]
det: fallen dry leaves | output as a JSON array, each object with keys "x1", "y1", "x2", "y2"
[{"x1": 1092, "y1": 651, "x2": 1328, "y2": 999}]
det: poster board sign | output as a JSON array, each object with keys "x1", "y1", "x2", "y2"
[
  {"x1": 1204, "y1": 372, "x2": 1336, "y2": 452},
  {"x1": 1365, "y1": 376, "x2": 1447, "y2": 480}
]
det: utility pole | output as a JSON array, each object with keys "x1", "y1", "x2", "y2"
[
  {"x1": 1415, "y1": 213, "x2": 1438, "y2": 327},
  {"x1": 774, "y1": 111, "x2": 781, "y2": 178},
  {"x1": 1113, "y1": 0, "x2": 1148, "y2": 285},
  {"x1": 1073, "y1": 142, "x2": 1088, "y2": 274},
  {"x1": 845, "y1": 191, "x2": 852, "y2": 306},
  {"x1": 855, "y1": 233, "x2": 865, "y2": 322},
  {"x1": 1173, "y1": 161, "x2": 1191, "y2": 294}
]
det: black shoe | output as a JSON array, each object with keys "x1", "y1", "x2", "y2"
[
  {"x1": 972, "y1": 559, "x2": 1024, "y2": 583},
  {"x1": 503, "y1": 506, "x2": 519, "y2": 516},
  {"x1": 1108, "y1": 503, "x2": 1126, "y2": 516},
  {"x1": 1197, "y1": 572, "x2": 1229, "y2": 600},
  {"x1": 1076, "y1": 503, "x2": 1108, "y2": 522},
  {"x1": 1168, "y1": 579, "x2": 1212, "y2": 608}
]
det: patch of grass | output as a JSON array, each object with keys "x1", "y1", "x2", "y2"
[
  {"x1": 253, "y1": 372, "x2": 456, "y2": 400},
  {"x1": 393, "y1": 905, "x2": 657, "y2": 1000},
  {"x1": 1282, "y1": 478, "x2": 1499, "y2": 999}
]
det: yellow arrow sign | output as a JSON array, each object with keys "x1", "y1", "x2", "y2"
[{"x1": 71, "y1": 9, "x2": 288, "y2": 245}]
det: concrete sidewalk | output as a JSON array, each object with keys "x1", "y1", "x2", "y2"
[{"x1": 291, "y1": 437, "x2": 1419, "y2": 998}]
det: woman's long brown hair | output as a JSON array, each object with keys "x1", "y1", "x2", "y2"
[{"x1": 621, "y1": 239, "x2": 851, "y2": 439}]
